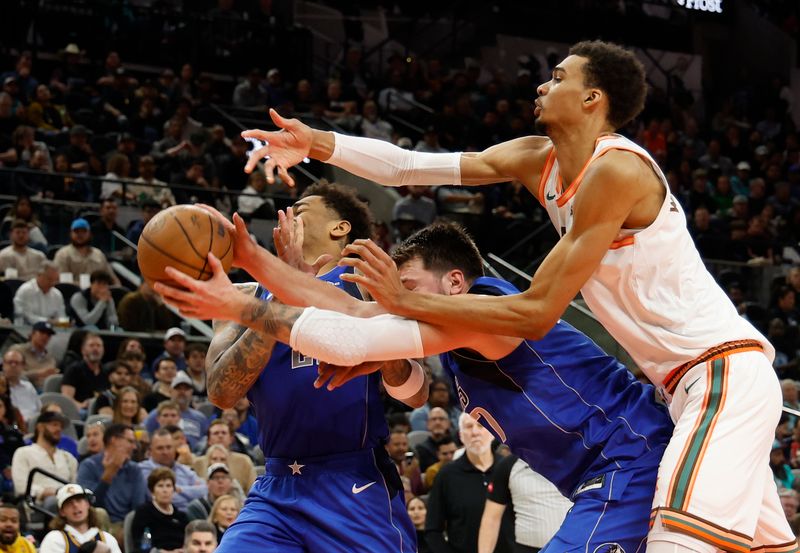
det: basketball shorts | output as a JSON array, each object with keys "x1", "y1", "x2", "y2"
[
  {"x1": 216, "y1": 448, "x2": 416, "y2": 553},
  {"x1": 649, "y1": 346, "x2": 799, "y2": 553},
  {"x1": 542, "y1": 446, "x2": 665, "y2": 553}
]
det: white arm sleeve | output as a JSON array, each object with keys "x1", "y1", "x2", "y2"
[
  {"x1": 329, "y1": 132, "x2": 462, "y2": 186},
  {"x1": 289, "y1": 307, "x2": 424, "y2": 366}
]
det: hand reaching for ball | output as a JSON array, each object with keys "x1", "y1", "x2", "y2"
[{"x1": 194, "y1": 204, "x2": 259, "y2": 274}]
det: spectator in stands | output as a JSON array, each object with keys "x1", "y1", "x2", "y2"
[
  {"x1": 772, "y1": 286, "x2": 799, "y2": 329},
  {"x1": 479, "y1": 453, "x2": 572, "y2": 553},
  {"x1": 27, "y1": 84, "x2": 71, "y2": 133},
  {"x1": 357, "y1": 99, "x2": 394, "y2": 142},
  {"x1": 0, "y1": 395, "x2": 23, "y2": 493},
  {"x1": 12, "y1": 261, "x2": 65, "y2": 326},
  {"x1": 415, "y1": 126, "x2": 449, "y2": 154},
  {"x1": 185, "y1": 343, "x2": 207, "y2": 400},
  {"x1": 80, "y1": 420, "x2": 106, "y2": 461},
  {"x1": 61, "y1": 332, "x2": 108, "y2": 410},
  {"x1": 126, "y1": 198, "x2": 162, "y2": 247},
  {"x1": 166, "y1": 426, "x2": 195, "y2": 466},
  {"x1": 2, "y1": 196, "x2": 47, "y2": 248},
  {"x1": 0, "y1": 219, "x2": 45, "y2": 280},
  {"x1": 771, "y1": 439, "x2": 795, "y2": 489},
  {"x1": 110, "y1": 387, "x2": 147, "y2": 427},
  {"x1": 12, "y1": 125, "x2": 52, "y2": 171},
  {"x1": 263, "y1": 68, "x2": 291, "y2": 110},
  {"x1": 130, "y1": 157, "x2": 175, "y2": 207},
  {"x1": 77, "y1": 423, "x2": 146, "y2": 530},
  {"x1": 2, "y1": 349, "x2": 40, "y2": 422},
  {"x1": 90, "y1": 199, "x2": 126, "y2": 256},
  {"x1": 0, "y1": 503, "x2": 35, "y2": 553},
  {"x1": 218, "y1": 398, "x2": 258, "y2": 448},
  {"x1": 425, "y1": 414, "x2": 504, "y2": 553},
  {"x1": 58, "y1": 125, "x2": 102, "y2": 175},
  {"x1": 780, "y1": 489, "x2": 800, "y2": 536},
  {"x1": 193, "y1": 421, "x2": 255, "y2": 492},
  {"x1": 415, "y1": 406, "x2": 453, "y2": 473},
  {"x1": 12, "y1": 411, "x2": 77, "y2": 505},
  {"x1": 138, "y1": 429, "x2": 207, "y2": 511},
  {"x1": 39, "y1": 484, "x2": 122, "y2": 553},
  {"x1": 207, "y1": 494, "x2": 241, "y2": 542},
  {"x1": 144, "y1": 360, "x2": 178, "y2": 412},
  {"x1": 100, "y1": 154, "x2": 133, "y2": 203},
  {"x1": 237, "y1": 170, "x2": 276, "y2": 219},
  {"x1": 386, "y1": 428, "x2": 424, "y2": 498},
  {"x1": 410, "y1": 377, "x2": 461, "y2": 432},
  {"x1": 132, "y1": 467, "x2": 189, "y2": 553},
  {"x1": 151, "y1": 328, "x2": 187, "y2": 374},
  {"x1": 144, "y1": 372, "x2": 207, "y2": 450},
  {"x1": 7, "y1": 321, "x2": 58, "y2": 389},
  {"x1": 699, "y1": 138, "x2": 734, "y2": 177},
  {"x1": 54, "y1": 218, "x2": 120, "y2": 286},
  {"x1": 69, "y1": 270, "x2": 119, "y2": 329},
  {"x1": 184, "y1": 519, "x2": 218, "y2": 553},
  {"x1": 186, "y1": 463, "x2": 244, "y2": 522},
  {"x1": 0, "y1": 92, "x2": 22, "y2": 141},
  {"x1": 232, "y1": 68, "x2": 267, "y2": 108},
  {"x1": 40, "y1": 403, "x2": 79, "y2": 459},
  {"x1": 119, "y1": 351, "x2": 150, "y2": 398},
  {"x1": 392, "y1": 186, "x2": 437, "y2": 227},
  {"x1": 407, "y1": 497, "x2": 431, "y2": 553},
  {"x1": 93, "y1": 361, "x2": 133, "y2": 414},
  {"x1": 118, "y1": 282, "x2": 179, "y2": 332},
  {"x1": 423, "y1": 436, "x2": 457, "y2": 491}
]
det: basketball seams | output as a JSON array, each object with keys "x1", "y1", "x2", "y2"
[
  {"x1": 140, "y1": 235, "x2": 208, "y2": 274},
  {"x1": 170, "y1": 209, "x2": 209, "y2": 263},
  {"x1": 198, "y1": 212, "x2": 213, "y2": 278}
]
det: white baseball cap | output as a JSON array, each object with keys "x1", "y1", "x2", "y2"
[
  {"x1": 57, "y1": 483, "x2": 93, "y2": 508},
  {"x1": 164, "y1": 327, "x2": 186, "y2": 341},
  {"x1": 171, "y1": 371, "x2": 193, "y2": 389}
]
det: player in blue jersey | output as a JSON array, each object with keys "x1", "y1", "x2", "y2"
[
  {"x1": 200, "y1": 183, "x2": 421, "y2": 553},
  {"x1": 157, "y1": 220, "x2": 674, "y2": 552}
]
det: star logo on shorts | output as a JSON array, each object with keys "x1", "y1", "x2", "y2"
[{"x1": 288, "y1": 460, "x2": 305, "y2": 475}]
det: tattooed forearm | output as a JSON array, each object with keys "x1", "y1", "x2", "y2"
[{"x1": 238, "y1": 296, "x2": 302, "y2": 343}]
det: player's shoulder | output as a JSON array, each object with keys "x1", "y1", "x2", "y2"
[{"x1": 582, "y1": 149, "x2": 653, "y2": 201}]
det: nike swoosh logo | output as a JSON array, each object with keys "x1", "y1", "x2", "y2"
[
  {"x1": 546, "y1": 192, "x2": 556, "y2": 201},
  {"x1": 684, "y1": 377, "x2": 701, "y2": 394},
  {"x1": 352, "y1": 482, "x2": 376, "y2": 494}
]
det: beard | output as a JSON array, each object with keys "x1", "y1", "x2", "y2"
[
  {"x1": 43, "y1": 429, "x2": 61, "y2": 446},
  {"x1": 0, "y1": 531, "x2": 16, "y2": 545}
]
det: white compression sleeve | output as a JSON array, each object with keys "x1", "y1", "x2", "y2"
[
  {"x1": 329, "y1": 132, "x2": 462, "y2": 186},
  {"x1": 289, "y1": 307, "x2": 424, "y2": 366}
]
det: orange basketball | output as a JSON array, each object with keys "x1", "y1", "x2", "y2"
[{"x1": 137, "y1": 204, "x2": 233, "y2": 288}]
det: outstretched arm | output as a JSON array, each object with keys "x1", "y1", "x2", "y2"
[{"x1": 241, "y1": 110, "x2": 550, "y2": 190}]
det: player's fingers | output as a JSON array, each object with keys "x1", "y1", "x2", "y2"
[
  {"x1": 206, "y1": 253, "x2": 225, "y2": 277},
  {"x1": 162, "y1": 267, "x2": 207, "y2": 294},
  {"x1": 153, "y1": 280, "x2": 194, "y2": 305},
  {"x1": 338, "y1": 271, "x2": 371, "y2": 287},
  {"x1": 241, "y1": 129, "x2": 272, "y2": 141},
  {"x1": 337, "y1": 257, "x2": 378, "y2": 279},
  {"x1": 314, "y1": 364, "x2": 337, "y2": 389},
  {"x1": 312, "y1": 254, "x2": 333, "y2": 272},
  {"x1": 244, "y1": 145, "x2": 271, "y2": 174},
  {"x1": 276, "y1": 165, "x2": 294, "y2": 187}
]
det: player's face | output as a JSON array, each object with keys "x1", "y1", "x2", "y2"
[
  {"x1": 293, "y1": 195, "x2": 343, "y2": 256},
  {"x1": 398, "y1": 258, "x2": 448, "y2": 295},
  {"x1": 535, "y1": 55, "x2": 593, "y2": 131}
]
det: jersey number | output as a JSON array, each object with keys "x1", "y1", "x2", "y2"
[{"x1": 469, "y1": 407, "x2": 508, "y2": 443}]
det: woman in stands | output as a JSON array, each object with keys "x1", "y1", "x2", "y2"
[
  {"x1": 131, "y1": 467, "x2": 188, "y2": 553},
  {"x1": 207, "y1": 495, "x2": 241, "y2": 543},
  {"x1": 107, "y1": 387, "x2": 147, "y2": 427}
]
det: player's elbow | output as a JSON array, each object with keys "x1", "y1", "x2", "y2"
[{"x1": 207, "y1": 389, "x2": 237, "y2": 410}]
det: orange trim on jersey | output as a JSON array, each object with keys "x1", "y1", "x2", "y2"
[
  {"x1": 609, "y1": 236, "x2": 634, "y2": 250},
  {"x1": 555, "y1": 135, "x2": 619, "y2": 208},
  {"x1": 653, "y1": 508, "x2": 754, "y2": 553},
  {"x1": 536, "y1": 147, "x2": 556, "y2": 205},
  {"x1": 681, "y1": 357, "x2": 729, "y2": 509},
  {"x1": 663, "y1": 340, "x2": 764, "y2": 395}
]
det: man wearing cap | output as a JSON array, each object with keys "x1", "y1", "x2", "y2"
[
  {"x1": 732, "y1": 160, "x2": 752, "y2": 196},
  {"x1": 150, "y1": 328, "x2": 187, "y2": 375},
  {"x1": 58, "y1": 125, "x2": 102, "y2": 174},
  {"x1": 130, "y1": 156, "x2": 175, "y2": 207},
  {"x1": 2, "y1": 349, "x2": 41, "y2": 422},
  {"x1": 61, "y1": 333, "x2": 108, "y2": 410},
  {"x1": 12, "y1": 261, "x2": 66, "y2": 326},
  {"x1": 138, "y1": 428, "x2": 207, "y2": 510},
  {"x1": 192, "y1": 420, "x2": 256, "y2": 492},
  {"x1": 0, "y1": 503, "x2": 35, "y2": 553},
  {"x1": 39, "y1": 484, "x2": 123, "y2": 553},
  {"x1": 0, "y1": 219, "x2": 45, "y2": 280},
  {"x1": 143, "y1": 372, "x2": 208, "y2": 450},
  {"x1": 54, "y1": 218, "x2": 120, "y2": 286},
  {"x1": 186, "y1": 464, "x2": 239, "y2": 521},
  {"x1": 77, "y1": 424, "x2": 146, "y2": 529},
  {"x1": 8, "y1": 321, "x2": 58, "y2": 389},
  {"x1": 11, "y1": 411, "x2": 77, "y2": 505}
]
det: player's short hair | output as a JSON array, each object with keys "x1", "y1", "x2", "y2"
[
  {"x1": 569, "y1": 40, "x2": 646, "y2": 129},
  {"x1": 391, "y1": 222, "x2": 483, "y2": 282},
  {"x1": 147, "y1": 467, "x2": 176, "y2": 492},
  {"x1": 300, "y1": 182, "x2": 373, "y2": 243}
]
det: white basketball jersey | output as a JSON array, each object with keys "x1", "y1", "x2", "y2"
[{"x1": 538, "y1": 134, "x2": 774, "y2": 390}]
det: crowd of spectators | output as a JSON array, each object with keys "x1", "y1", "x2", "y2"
[{"x1": 0, "y1": 2, "x2": 798, "y2": 552}]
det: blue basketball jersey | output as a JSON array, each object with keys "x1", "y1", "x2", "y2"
[
  {"x1": 247, "y1": 265, "x2": 389, "y2": 458},
  {"x1": 440, "y1": 277, "x2": 674, "y2": 498}
]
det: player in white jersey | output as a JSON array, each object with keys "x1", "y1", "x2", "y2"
[{"x1": 240, "y1": 40, "x2": 795, "y2": 553}]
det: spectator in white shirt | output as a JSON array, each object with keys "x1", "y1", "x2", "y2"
[
  {"x1": 11, "y1": 411, "x2": 77, "y2": 505},
  {"x1": 38, "y1": 484, "x2": 122, "y2": 553},
  {"x1": 12, "y1": 260, "x2": 66, "y2": 325},
  {"x1": 237, "y1": 170, "x2": 275, "y2": 219},
  {"x1": 0, "y1": 219, "x2": 45, "y2": 280},
  {"x1": 2, "y1": 349, "x2": 40, "y2": 422}
]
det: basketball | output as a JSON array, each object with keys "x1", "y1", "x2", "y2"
[{"x1": 137, "y1": 204, "x2": 234, "y2": 288}]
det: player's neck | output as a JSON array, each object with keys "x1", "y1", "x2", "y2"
[{"x1": 549, "y1": 120, "x2": 613, "y2": 184}]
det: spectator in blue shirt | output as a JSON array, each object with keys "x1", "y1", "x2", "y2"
[
  {"x1": 138, "y1": 428, "x2": 206, "y2": 511},
  {"x1": 143, "y1": 372, "x2": 208, "y2": 451},
  {"x1": 77, "y1": 423, "x2": 146, "y2": 525}
]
